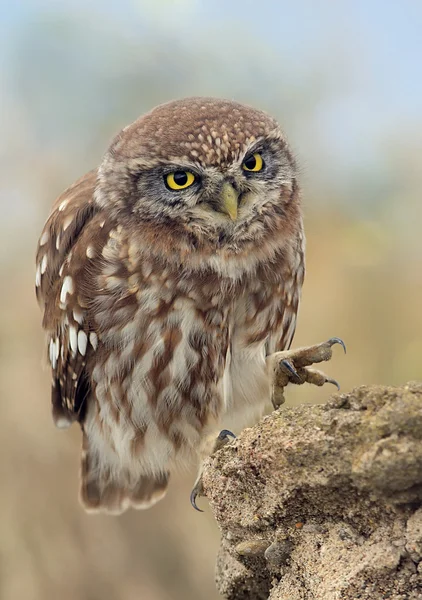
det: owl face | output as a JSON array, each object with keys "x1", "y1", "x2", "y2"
[{"x1": 96, "y1": 98, "x2": 298, "y2": 248}]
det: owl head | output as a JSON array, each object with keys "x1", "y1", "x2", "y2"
[{"x1": 95, "y1": 97, "x2": 300, "y2": 250}]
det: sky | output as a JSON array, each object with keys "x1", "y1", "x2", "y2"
[{"x1": 0, "y1": 0, "x2": 421, "y2": 234}]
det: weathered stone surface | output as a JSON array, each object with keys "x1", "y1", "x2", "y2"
[{"x1": 202, "y1": 382, "x2": 422, "y2": 599}]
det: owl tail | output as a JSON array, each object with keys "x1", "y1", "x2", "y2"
[{"x1": 79, "y1": 433, "x2": 169, "y2": 514}]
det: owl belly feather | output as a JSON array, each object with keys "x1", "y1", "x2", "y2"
[
  {"x1": 86, "y1": 257, "x2": 296, "y2": 489},
  {"x1": 221, "y1": 289, "x2": 290, "y2": 431},
  {"x1": 86, "y1": 290, "x2": 230, "y2": 480},
  {"x1": 222, "y1": 340, "x2": 270, "y2": 432}
]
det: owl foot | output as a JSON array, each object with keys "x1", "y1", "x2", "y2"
[
  {"x1": 190, "y1": 429, "x2": 236, "y2": 512},
  {"x1": 269, "y1": 337, "x2": 346, "y2": 409}
]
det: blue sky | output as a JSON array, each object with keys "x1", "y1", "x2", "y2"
[{"x1": 1, "y1": 0, "x2": 421, "y2": 227}]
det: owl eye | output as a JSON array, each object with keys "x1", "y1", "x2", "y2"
[
  {"x1": 165, "y1": 171, "x2": 196, "y2": 190},
  {"x1": 242, "y1": 153, "x2": 264, "y2": 172}
]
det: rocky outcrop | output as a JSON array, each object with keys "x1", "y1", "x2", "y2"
[{"x1": 202, "y1": 382, "x2": 422, "y2": 599}]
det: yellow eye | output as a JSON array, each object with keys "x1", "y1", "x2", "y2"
[
  {"x1": 242, "y1": 153, "x2": 264, "y2": 172},
  {"x1": 165, "y1": 171, "x2": 195, "y2": 190}
]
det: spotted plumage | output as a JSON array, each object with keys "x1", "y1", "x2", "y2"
[{"x1": 36, "y1": 97, "x2": 305, "y2": 514}]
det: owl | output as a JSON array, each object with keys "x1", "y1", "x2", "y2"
[{"x1": 36, "y1": 97, "x2": 344, "y2": 514}]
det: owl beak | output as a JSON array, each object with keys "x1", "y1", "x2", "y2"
[{"x1": 219, "y1": 182, "x2": 239, "y2": 220}]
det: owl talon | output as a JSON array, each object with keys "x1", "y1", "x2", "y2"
[
  {"x1": 190, "y1": 430, "x2": 236, "y2": 512},
  {"x1": 328, "y1": 337, "x2": 347, "y2": 354},
  {"x1": 269, "y1": 336, "x2": 346, "y2": 398},
  {"x1": 280, "y1": 359, "x2": 300, "y2": 380},
  {"x1": 218, "y1": 429, "x2": 236, "y2": 440},
  {"x1": 216, "y1": 429, "x2": 236, "y2": 447},
  {"x1": 326, "y1": 376, "x2": 341, "y2": 390},
  {"x1": 190, "y1": 486, "x2": 204, "y2": 513}
]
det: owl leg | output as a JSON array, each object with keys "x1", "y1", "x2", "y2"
[
  {"x1": 190, "y1": 429, "x2": 236, "y2": 512},
  {"x1": 268, "y1": 337, "x2": 346, "y2": 409}
]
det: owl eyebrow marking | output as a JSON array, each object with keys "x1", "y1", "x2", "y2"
[{"x1": 242, "y1": 142, "x2": 266, "y2": 160}]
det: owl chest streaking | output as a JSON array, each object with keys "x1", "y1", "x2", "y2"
[{"x1": 36, "y1": 97, "x2": 304, "y2": 513}]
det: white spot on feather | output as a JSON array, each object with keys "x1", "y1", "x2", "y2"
[
  {"x1": 35, "y1": 265, "x2": 41, "y2": 287},
  {"x1": 89, "y1": 332, "x2": 98, "y2": 350},
  {"x1": 55, "y1": 416, "x2": 72, "y2": 429},
  {"x1": 77, "y1": 330, "x2": 88, "y2": 356},
  {"x1": 86, "y1": 246, "x2": 95, "y2": 258},
  {"x1": 49, "y1": 339, "x2": 56, "y2": 369},
  {"x1": 39, "y1": 230, "x2": 49, "y2": 245},
  {"x1": 63, "y1": 215, "x2": 73, "y2": 231},
  {"x1": 60, "y1": 276, "x2": 74, "y2": 304},
  {"x1": 69, "y1": 326, "x2": 78, "y2": 355},
  {"x1": 58, "y1": 199, "x2": 68, "y2": 211},
  {"x1": 73, "y1": 308, "x2": 83, "y2": 324},
  {"x1": 40, "y1": 254, "x2": 48, "y2": 275}
]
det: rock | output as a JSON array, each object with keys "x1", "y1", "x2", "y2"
[{"x1": 202, "y1": 382, "x2": 422, "y2": 600}]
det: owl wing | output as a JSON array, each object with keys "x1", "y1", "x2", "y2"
[{"x1": 36, "y1": 170, "x2": 102, "y2": 428}]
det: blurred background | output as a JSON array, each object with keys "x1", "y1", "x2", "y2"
[{"x1": 1, "y1": 0, "x2": 421, "y2": 598}]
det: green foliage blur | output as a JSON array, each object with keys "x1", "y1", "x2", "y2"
[{"x1": 0, "y1": 2, "x2": 421, "y2": 599}]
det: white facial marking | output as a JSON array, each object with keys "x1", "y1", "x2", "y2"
[
  {"x1": 77, "y1": 330, "x2": 88, "y2": 356},
  {"x1": 69, "y1": 326, "x2": 78, "y2": 355},
  {"x1": 60, "y1": 276, "x2": 74, "y2": 304},
  {"x1": 89, "y1": 332, "x2": 98, "y2": 350}
]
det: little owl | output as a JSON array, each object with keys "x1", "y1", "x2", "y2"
[{"x1": 35, "y1": 97, "x2": 344, "y2": 514}]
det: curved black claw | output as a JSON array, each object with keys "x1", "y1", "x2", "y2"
[
  {"x1": 190, "y1": 488, "x2": 204, "y2": 513},
  {"x1": 281, "y1": 358, "x2": 299, "y2": 379},
  {"x1": 326, "y1": 377, "x2": 341, "y2": 391},
  {"x1": 328, "y1": 337, "x2": 347, "y2": 354},
  {"x1": 218, "y1": 429, "x2": 236, "y2": 441}
]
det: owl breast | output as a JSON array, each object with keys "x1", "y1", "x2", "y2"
[{"x1": 82, "y1": 223, "x2": 302, "y2": 480}]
